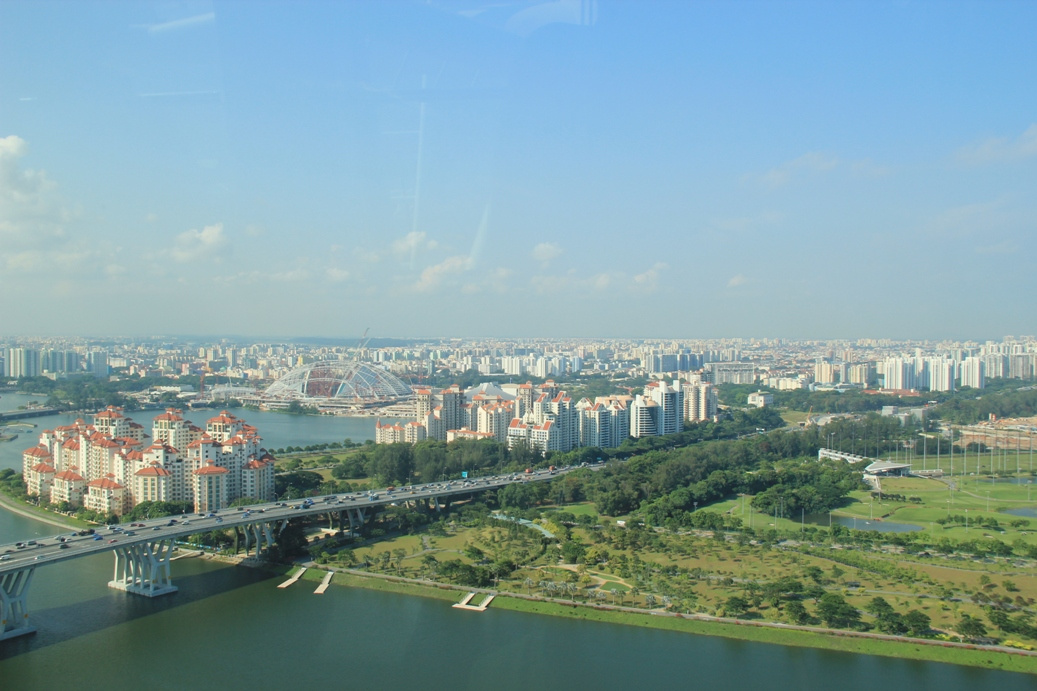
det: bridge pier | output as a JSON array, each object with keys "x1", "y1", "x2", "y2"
[
  {"x1": 345, "y1": 507, "x2": 367, "y2": 533},
  {"x1": 241, "y1": 520, "x2": 286, "y2": 558},
  {"x1": 109, "y1": 539, "x2": 178, "y2": 597},
  {"x1": 0, "y1": 567, "x2": 36, "y2": 641}
]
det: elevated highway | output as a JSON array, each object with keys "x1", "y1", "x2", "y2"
[{"x1": 0, "y1": 465, "x2": 581, "y2": 641}]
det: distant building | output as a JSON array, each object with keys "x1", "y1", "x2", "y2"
[
  {"x1": 682, "y1": 381, "x2": 718, "y2": 422},
  {"x1": 705, "y1": 362, "x2": 755, "y2": 385},
  {"x1": 747, "y1": 391, "x2": 773, "y2": 408},
  {"x1": 23, "y1": 407, "x2": 275, "y2": 515}
]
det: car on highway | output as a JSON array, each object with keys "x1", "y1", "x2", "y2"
[{"x1": 108, "y1": 539, "x2": 117, "y2": 544}]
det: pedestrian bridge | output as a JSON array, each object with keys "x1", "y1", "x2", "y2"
[{"x1": 0, "y1": 467, "x2": 575, "y2": 641}]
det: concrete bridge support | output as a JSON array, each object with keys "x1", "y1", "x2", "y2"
[
  {"x1": 0, "y1": 567, "x2": 36, "y2": 641},
  {"x1": 345, "y1": 507, "x2": 367, "y2": 533},
  {"x1": 241, "y1": 520, "x2": 286, "y2": 558},
  {"x1": 109, "y1": 539, "x2": 178, "y2": 597}
]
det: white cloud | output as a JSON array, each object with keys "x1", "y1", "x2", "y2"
[
  {"x1": 171, "y1": 223, "x2": 227, "y2": 262},
  {"x1": 270, "y1": 268, "x2": 310, "y2": 282},
  {"x1": 392, "y1": 231, "x2": 437, "y2": 257},
  {"x1": 926, "y1": 199, "x2": 1005, "y2": 238},
  {"x1": 413, "y1": 255, "x2": 471, "y2": 292},
  {"x1": 326, "y1": 267, "x2": 350, "y2": 282},
  {"x1": 591, "y1": 272, "x2": 612, "y2": 290},
  {"x1": 353, "y1": 247, "x2": 381, "y2": 264},
  {"x1": 957, "y1": 124, "x2": 1037, "y2": 164},
  {"x1": 633, "y1": 262, "x2": 668, "y2": 291},
  {"x1": 727, "y1": 274, "x2": 748, "y2": 288},
  {"x1": 146, "y1": 12, "x2": 215, "y2": 34},
  {"x1": 531, "y1": 242, "x2": 562, "y2": 264},
  {"x1": 755, "y1": 152, "x2": 839, "y2": 188},
  {"x1": 0, "y1": 135, "x2": 69, "y2": 247}
]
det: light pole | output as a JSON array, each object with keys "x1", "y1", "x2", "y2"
[{"x1": 963, "y1": 441, "x2": 968, "y2": 484}]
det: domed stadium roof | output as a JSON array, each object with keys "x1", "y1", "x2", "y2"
[{"x1": 264, "y1": 361, "x2": 412, "y2": 402}]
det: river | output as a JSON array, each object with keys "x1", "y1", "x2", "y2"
[{"x1": 1, "y1": 395, "x2": 1034, "y2": 688}]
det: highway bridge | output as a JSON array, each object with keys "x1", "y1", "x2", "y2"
[
  {"x1": 0, "y1": 466, "x2": 580, "y2": 642},
  {"x1": 0, "y1": 407, "x2": 60, "y2": 422}
]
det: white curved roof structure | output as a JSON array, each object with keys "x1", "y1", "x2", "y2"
[{"x1": 264, "y1": 361, "x2": 412, "y2": 402}]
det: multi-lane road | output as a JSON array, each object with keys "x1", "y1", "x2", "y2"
[{"x1": 0, "y1": 465, "x2": 581, "y2": 574}]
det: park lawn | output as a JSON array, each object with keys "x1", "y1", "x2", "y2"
[
  {"x1": 591, "y1": 574, "x2": 630, "y2": 591},
  {"x1": 780, "y1": 411, "x2": 810, "y2": 425},
  {"x1": 428, "y1": 531, "x2": 474, "y2": 552},
  {"x1": 560, "y1": 502, "x2": 601, "y2": 519},
  {"x1": 381, "y1": 534, "x2": 424, "y2": 553},
  {"x1": 881, "y1": 476, "x2": 950, "y2": 493},
  {"x1": 705, "y1": 497, "x2": 745, "y2": 515},
  {"x1": 315, "y1": 579, "x2": 1037, "y2": 674},
  {"x1": 906, "y1": 559, "x2": 1037, "y2": 596}
]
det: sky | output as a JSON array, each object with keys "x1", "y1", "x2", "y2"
[{"x1": 1, "y1": 0, "x2": 1035, "y2": 342}]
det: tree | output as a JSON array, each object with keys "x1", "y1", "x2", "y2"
[
  {"x1": 866, "y1": 596, "x2": 894, "y2": 618},
  {"x1": 903, "y1": 610, "x2": 931, "y2": 637},
  {"x1": 956, "y1": 614, "x2": 988, "y2": 641},
  {"x1": 784, "y1": 600, "x2": 810, "y2": 625},
  {"x1": 987, "y1": 608, "x2": 1011, "y2": 632},
  {"x1": 392, "y1": 548, "x2": 407, "y2": 573},
  {"x1": 724, "y1": 595, "x2": 750, "y2": 617},
  {"x1": 816, "y1": 593, "x2": 863, "y2": 630}
]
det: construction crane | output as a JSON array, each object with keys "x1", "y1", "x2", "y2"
[{"x1": 197, "y1": 365, "x2": 215, "y2": 401}]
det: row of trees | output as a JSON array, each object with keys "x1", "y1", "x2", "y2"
[{"x1": 719, "y1": 377, "x2": 1037, "y2": 424}]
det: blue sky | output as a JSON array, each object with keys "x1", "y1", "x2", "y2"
[{"x1": 1, "y1": 1, "x2": 1035, "y2": 341}]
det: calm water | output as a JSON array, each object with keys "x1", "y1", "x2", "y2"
[
  {"x1": 1, "y1": 542, "x2": 1034, "y2": 690},
  {"x1": 0, "y1": 392, "x2": 397, "y2": 473},
  {"x1": 2, "y1": 395, "x2": 1035, "y2": 687},
  {"x1": 804, "y1": 514, "x2": 923, "y2": 534}
]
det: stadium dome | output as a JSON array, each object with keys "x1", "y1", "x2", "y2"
[{"x1": 263, "y1": 361, "x2": 412, "y2": 402}]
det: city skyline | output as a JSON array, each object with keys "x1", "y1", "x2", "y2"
[{"x1": 2, "y1": 1, "x2": 1035, "y2": 340}]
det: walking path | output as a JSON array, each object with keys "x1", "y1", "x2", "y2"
[
  {"x1": 290, "y1": 564, "x2": 1037, "y2": 659},
  {"x1": 0, "y1": 490, "x2": 81, "y2": 530}
]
